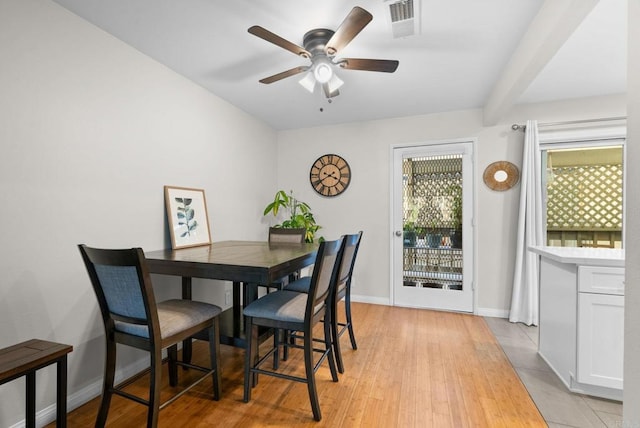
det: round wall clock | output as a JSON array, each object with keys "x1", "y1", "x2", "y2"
[
  {"x1": 483, "y1": 161, "x2": 520, "y2": 191},
  {"x1": 309, "y1": 154, "x2": 351, "y2": 197}
]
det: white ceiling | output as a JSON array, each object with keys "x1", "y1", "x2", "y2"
[{"x1": 51, "y1": 0, "x2": 627, "y2": 130}]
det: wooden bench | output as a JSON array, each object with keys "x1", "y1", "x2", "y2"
[{"x1": 0, "y1": 339, "x2": 73, "y2": 428}]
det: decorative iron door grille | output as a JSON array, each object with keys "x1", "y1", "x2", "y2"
[{"x1": 402, "y1": 154, "x2": 463, "y2": 290}]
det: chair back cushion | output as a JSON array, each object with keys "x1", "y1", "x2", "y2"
[
  {"x1": 268, "y1": 227, "x2": 306, "y2": 244},
  {"x1": 334, "y1": 231, "x2": 363, "y2": 296},
  {"x1": 79, "y1": 245, "x2": 159, "y2": 339},
  {"x1": 94, "y1": 264, "x2": 146, "y2": 320},
  {"x1": 306, "y1": 238, "x2": 344, "y2": 319}
]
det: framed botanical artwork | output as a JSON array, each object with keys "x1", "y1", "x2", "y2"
[{"x1": 164, "y1": 185, "x2": 211, "y2": 249}]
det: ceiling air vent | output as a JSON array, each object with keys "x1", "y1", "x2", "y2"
[{"x1": 385, "y1": 0, "x2": 421, "y2": 38}]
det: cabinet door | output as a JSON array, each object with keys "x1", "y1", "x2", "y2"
[{"x1": 577, "y1": 293, "x2": 624, "y2": 389}]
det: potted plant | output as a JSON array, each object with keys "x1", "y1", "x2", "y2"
[
  {"x1": 449, "y1": 184, "x2": 462, "y2": 248},
  {"x1": 403, "y1": 198, "x2": 423, "y2": 247},
  {"x1": 426, "y1": 218, "x2": 442, "y2": 248},
  {"x1": 263, "y1": 190, "x2": 321, "y2": 243},
  {"x1": 403, "y1": 221, "x2": 417, "y2": 247}
]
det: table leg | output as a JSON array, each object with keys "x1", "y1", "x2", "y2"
[
  {"x1": 182, "y1": 276, "x2": 193, "y2": 363},
  {"x1": 57, "y1": 356, "x2": 68, "y2": 428},
  {"x1": 233, "y1": 282, "x2": 241, "y2": 337},
  {"x1": 242, "y1": 283, "x2": 248, "y2": 308},
  {"x1": 25, "y1": 371, "x2": 35, "y2": 428},
  {"x1": 245, "y1": 283, "x2": 258, "y2": 306}
]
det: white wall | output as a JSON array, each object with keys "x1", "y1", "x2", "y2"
[
  {"x1": 277, "y1": 94, "x2": 626, "y2": 315},
  {"x1": 623, "y1": 0, "x2": 640, "y2": 423},
  {"x1": 1, "y1": 0, "x2": 636, "y2": 425},
  {"x1": 0, "y1": 1, "x2": 277, "y2": 426}
]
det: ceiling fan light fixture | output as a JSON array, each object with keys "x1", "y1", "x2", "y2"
[
  {"x1": 298, "y1": 71, "x2": 316, "y2": 93},
  {"x1": 327, "y1": 73, "x2": 344, "y2": 93},
  {"x1": 250, "y1": 7, "x2": 398, "y2": 101},
  {"x1": 313, "y1": 60, "x2": 333, "y2": 84}
]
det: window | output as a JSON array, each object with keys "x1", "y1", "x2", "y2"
[{"x1": 542, "y1": 142, "x2": 624, "y2": 248}]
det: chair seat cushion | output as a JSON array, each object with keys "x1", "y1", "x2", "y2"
[
  {"x1": 286, "y1": 276, "x2": 346, "y2": 296},
  {"x1": 115, "y1": 299, "x2": 222, "y2": 339},
  {"x1": 285, "y1": 276, "x2": 311, "y2": 293},
  {"x1": 243, "y1": 290, "x2": 308, "y2": 323}
]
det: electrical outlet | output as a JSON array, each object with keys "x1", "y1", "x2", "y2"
[{"x1": 225, "y1": 290, "x2": 232, "y2": 306}]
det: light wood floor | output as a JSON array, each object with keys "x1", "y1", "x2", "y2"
[{"x1": 51, "y1": 303, "x2": 546, "y2": 427}]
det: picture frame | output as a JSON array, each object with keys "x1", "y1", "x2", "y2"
[{"x1": 164, "y1": 185, "x2": 211, "y2": 249}]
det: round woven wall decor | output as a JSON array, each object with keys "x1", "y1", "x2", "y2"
[{"x1": 483, "y1": 161, "x2": 520, "y2": 191}]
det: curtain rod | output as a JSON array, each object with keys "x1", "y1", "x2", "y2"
[{"x1": 511, "y1": 116, "x2": 626, "y2": 131}]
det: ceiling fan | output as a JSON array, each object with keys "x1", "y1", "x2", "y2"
[{"x1": 248, "y1": 6, "x2": 399, "y2": 99}]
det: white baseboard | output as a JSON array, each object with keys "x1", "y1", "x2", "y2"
[
  {"x1": 9, "y1": 357, "x2": 150, "y2": 428},
  {"x1": 350, "y1": 294, "x2": 390, "y2": 306},
  {"x1": 476, "y1": 307, "x2": 510, "y2": 318},
  {"x1": 350, "y1": 297, "x2": 510, "y2": 320}
]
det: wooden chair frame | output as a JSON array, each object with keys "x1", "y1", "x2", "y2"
[
  {"x1": 243, "y1": 238, "x2": 344, "y2": 421},
  {"x1": 79, "y1": 245, "x2": 221, "y2": 428},
  {"x1": 329, "y1": 231, "x2": 363, "y2": 373},
  {"x1": 283, "y1": 231, "x2": 363, "y2": 374}
]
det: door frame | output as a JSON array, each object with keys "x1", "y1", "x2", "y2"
[{"x1": 389, "y1": 138, "x2": 478, "y2": 313}]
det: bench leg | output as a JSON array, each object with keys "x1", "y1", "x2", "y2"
[
  {"x1": 26, "y1": 372, "x2": 35, "y2": 428},
  {"x1": 57, "y1": 356, "x2": 68, "y2": 427}
]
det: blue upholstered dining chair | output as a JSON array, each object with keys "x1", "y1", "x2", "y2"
[
  {"x1": 242, "y1": 237, "x2": 344, "y2": 421},
  {"x1": 285, "y1": 231, "x2": 363, "y2": 373},
  {"x1": 78, "y1": 245, "x2": 222, "y2": 428}
]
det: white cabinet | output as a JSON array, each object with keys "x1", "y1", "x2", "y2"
[
  {"x1": 577, "y1": 267, "x2": 624, "y2": 390},
  {"x1": 532, "y1": 246, "x2": 624, "y2": 401}
]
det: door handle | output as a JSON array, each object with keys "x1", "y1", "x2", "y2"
[{"x1": 395, "y1": 230, "x2": 403, "y2": 237}]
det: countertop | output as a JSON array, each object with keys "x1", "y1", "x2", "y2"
[{"x1": 529, "y1": 246, "x2": 624, "y2": 267}]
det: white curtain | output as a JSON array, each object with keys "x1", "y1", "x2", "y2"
[{"x1": 509, "y1": 120, "x2": 544, "y2": 326}]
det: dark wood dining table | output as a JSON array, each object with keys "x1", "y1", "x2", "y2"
[{"x1": 145, "y1": 240, "x2": 318, "y2": 353}]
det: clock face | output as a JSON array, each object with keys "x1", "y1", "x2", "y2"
[{"x1": 309, "y1": 154, "x2": 351, "y2": 197}]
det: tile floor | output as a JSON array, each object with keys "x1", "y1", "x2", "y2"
[{"x1": 484, "y1": 317, "x2": 623, "y2": 428}]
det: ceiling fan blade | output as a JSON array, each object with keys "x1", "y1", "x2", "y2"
[
  {"x1": 259, "y1": 66, "x2": 309, "y2": 84},
  {"x1": 325, "y1": 7, "x2": 373, "y2": 55},
  {"x1": 338, "y1": 58, "x2": 399, "y2": 73},
  {"x1": 248, "y1": 26, "x2": 311, "y2": 58}
]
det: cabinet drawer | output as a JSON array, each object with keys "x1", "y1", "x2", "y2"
[{"x1": 578, "y1": 266, "x2": 625, "y2": 295}]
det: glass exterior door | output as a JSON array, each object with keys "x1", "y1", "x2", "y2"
[{"x1": 393, "y1": 143, "x2": 473, "y2": 312}]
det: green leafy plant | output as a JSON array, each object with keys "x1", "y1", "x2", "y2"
[
  {"x1": 448, "y1": 184, "x2": 462, "y2": 232},
  {"x1": 263, "y1": 190, "x2": 321, "y2": 243},
  {"x1": 404, "y1": 198, "x2": 422, "y2": 232},
  {"x1": 403, "y1": 221, "x2": 416, "y2": 232},
  {"x1": 175, "y1": 197, "x2": 198, "y2": 237},
  {"x1": 402, "y1": 221, "x2": 417, "y2": 247}
]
